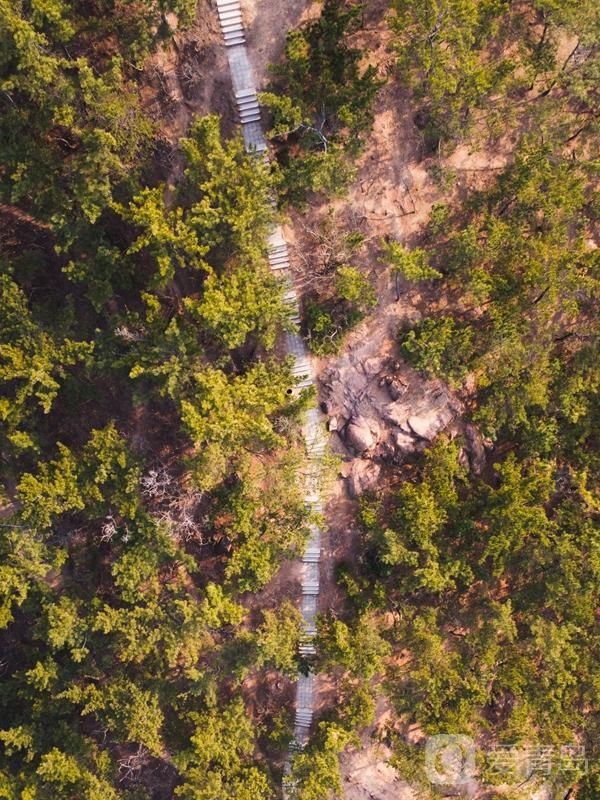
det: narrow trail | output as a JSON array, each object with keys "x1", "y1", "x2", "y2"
[{"x1": 213, "y1": 0, "x2": 329, "y2": 752}]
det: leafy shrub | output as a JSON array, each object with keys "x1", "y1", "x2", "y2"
[{"x1": 399, "y1": 315, "x2": 475, "y2": 383}]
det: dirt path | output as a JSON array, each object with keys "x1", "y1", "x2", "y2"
[{"x1": 241, "y1": 0, "x2": 315, "y2": 90}]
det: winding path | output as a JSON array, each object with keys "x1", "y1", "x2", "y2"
[{"x1": 213, "y1": 0, "x2": 328, "y2": 750}]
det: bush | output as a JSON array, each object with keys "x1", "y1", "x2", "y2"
[{"x1": 399, "y1": 315, "x2": 475, "y2": 383}]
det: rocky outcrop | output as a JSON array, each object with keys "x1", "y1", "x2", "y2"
[
  {"x1": 320, "y1": 350, "x2": 482, "y2": 496},
  {"x1": 407, "y1": 406, "x2": 455, "y2": 440}
]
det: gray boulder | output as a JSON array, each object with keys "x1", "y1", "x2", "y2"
[
  {"x1": 345, "y1": 416, "x2": 380, "y2": 453},
  {"x1": 407, "y1": 407, "x2": 454, "y2": 440},
  {"x1": 348, "y1": 459, "x2": 382, "y2": 498}
]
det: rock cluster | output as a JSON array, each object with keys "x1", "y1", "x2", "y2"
[{"x1": 319, "y1": 352, "x2": 484, "y2": 495}]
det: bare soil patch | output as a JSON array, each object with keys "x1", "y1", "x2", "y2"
[
  {"x1": 242, "y1": 0, "x2": 317, "y2": 90},
  {"x1": 140, "y1": 1, "x2": 235, "y2": 182}
]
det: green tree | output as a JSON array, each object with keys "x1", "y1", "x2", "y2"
[
  {"x1": 180, "y1": 362, "x2": 294, "y2": 489},
  {"x1": 381, "y1": 240, "x2": 442, "y2": 299},
  {"x1": 399, "y1": 316, "x2": 475, "y2": 384},
  {"x1": 185, "y1": 259, "x2": 290, "y2": 350},
  {"x1": 317, "y1": 612, "x2": 391, "y2": 679},
  {"x1": 175, "y1": 700, "x2": 273, "y2": 800},
  {"x1": 181, "y1": 116, "x2": 275, "y2": 259},
  {"x1": 390, "y1": 0, "x2": 512, "y2": 143},
  {"x1": 255, "y1": 601, "x2": 302, "y2": 675},
  {"x1": 286, "y1": 722, "x2": 354, "y2": 800},
  {"x1": 0, "y1": 275, "x2": 92, "y2": 454},
  {"x1": 261, "y1": 0, "x2": 383, "y2": 201}
]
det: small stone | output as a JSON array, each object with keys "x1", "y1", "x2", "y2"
[{"x1": 327, "y1": 416, "x2": 339, "y2": 432}]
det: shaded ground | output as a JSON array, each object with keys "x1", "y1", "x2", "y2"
[{"x1": 141, "y1": 1, "x2": 235, "y2": 182}]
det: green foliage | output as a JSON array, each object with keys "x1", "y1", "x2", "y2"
[
  {"x1": 390, "y1": 0, "x2": 600, "y2": 150},
  {"x1": 370, "y1": 437, "x2": 472, "y2": 593},
  {"x1": 0, "y1": 90, "x2": 294, "y2": 800},
  {"x1": 382, "y1": 239, "x2": 442, "y2": 302},
  {"x1": 317, "y1": 612, "x2": 391, "y2": 679},
  {"x1": 0, "y1": 528, "x2": 65, "y2": 629},
  {"x1": 185, "y1": 259, "x2": 290, "y2": 350},
  {"x1": 286, "y1": 722, "x2": 354, "y2": 800},
  {"x1": 390, "y1": 0, "x2": 512, "y2": 143},
  {"x1": 399, "y1": 316, "x2": 475, "y2": 384},
  {"x1": 0, "y1": 4, "x2": 298, "y2": 799},
  {"x1": 122, "y1": 185, "x2": 209, "y2": 287},
  {"x1": 305, "y1": 301, "x2": 342, "y2": 356},
  {"x1": 417, "y1": 146, "x2": 598, "y2": 443},
  {"x1": 181, "y1": 115, "x2": 276, "y2": 258},
  {"x1": 335, "y1": 265, "x2": 377, "y2": 307},
  {"x1": 306, "y1": 265, "x2": 376, "y2": 355},
  {"x1": 0, "y1": 1, "x2": 153, "y2": 236},
  {"x1": 0, "y1": 275, "x2": 93, "y2": 454},
  {"x1": 17, "y1": 423, "x2": 141, "y2": 529},
  {"x1": 382, "y1": 240, "x2": 442, "y2": 285},
  {"x1": 261, "y1": 0, "x2": 383, "y2": 202},
  {"x1": 175, "y1": 700, "x2": 273, "y2": 800},
  {"x1": 180, "y1": 361, "x2": 294, "y2": 489},
  {"x1": 358, "y1": 429, "x2": 599, "y2": 756},
  {"x1": 255, "y1": 601, "x2": 302, "y2": 675},
  {"x1": 214, "y1": 452, "x2": 310, "y2": 591}
]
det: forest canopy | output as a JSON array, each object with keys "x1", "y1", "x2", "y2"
[
  {"x1": 0, "y1": 2, "x2": 308, "y2": 798},
  {"x1": 0, "y1": 0, "x2": 598, "y2": 799}
]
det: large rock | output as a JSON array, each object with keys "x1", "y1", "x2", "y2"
[
  {"x1": 345, "y1": 416, "x2": 380, "y2": 453},
  {"x1": 464, "y1": 423, "x2": 486, "y2": 474},
  {"x1": 348, "y1": 459, "x2": 382, "y2": 498},
  {"x1": 407, "y1": 407, "x2": 454, "y2": 440},
  {"x1": 363, "y1": 356, "x2": 386, "y2": 377},
  {"x1": 392, "y1": 430, "x2": 417, "y2": 452}
]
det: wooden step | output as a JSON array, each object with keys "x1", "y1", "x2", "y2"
[
  {"x1": 218, "y1": 9, "x2": 242, "y2": 21},
  {"x1": 236, "y1": 95, "x2": 259, "y2": 107},
  {"x1": 216, "y1": 0, "x2": 241, "y2": 10},
  {"x1": 221, "y1": 21, "x2": 244, "y2": 33},
  {"x1": 295, "y1": 378, "x2": 314, "y2": 390},
  {"x1": 302, "y1": 553, "x2": 320, "y2": 563},
  {"x1": 240, "y1": 111, "x2": 261, "y2": 123}
]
